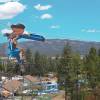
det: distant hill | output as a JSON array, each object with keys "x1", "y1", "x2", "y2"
[{"x1": 0, "y1": 39, "x2": 100, "y2": 57}]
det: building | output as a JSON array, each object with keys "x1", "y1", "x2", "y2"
[
  {"x1": 2, "y1": 80, "x2": 22, "y2": 97},
  {"x1": 23, "y1": 75, "x2": 58, "y2": 95}
]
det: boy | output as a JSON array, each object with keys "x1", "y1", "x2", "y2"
[
  {"x1": 6, "y1": 24, "x2": 26, "y2": 63},
  {"x1": 4, "y1": 23, "x2": 45, "y2": 63}
]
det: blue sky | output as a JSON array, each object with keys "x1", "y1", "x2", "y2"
[{"x1": 0, "y1": 0, "x2": 100, "y2": 43}]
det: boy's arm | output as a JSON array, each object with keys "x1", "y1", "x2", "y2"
[{"x1": 16, "y1": 34, "x2": 45, "y2": 42}]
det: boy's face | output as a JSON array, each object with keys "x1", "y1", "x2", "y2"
[{"x1": 12, "y1": 28, "x2": 24, "y2": 35}]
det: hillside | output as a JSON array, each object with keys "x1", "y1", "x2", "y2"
[{"x1": 0, "y1": 39, "x2": 100, "y2": 56}]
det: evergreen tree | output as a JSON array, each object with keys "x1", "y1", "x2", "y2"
[
  {"x1": 25, "y1": 48, "x2": 34, "y2": 74},
  {"x1": 38, "y1": 54, "x2": 48, "y2": 75},
  {"x1": 58, "y1": 43, "x2": 73, "y2": 100},
  {"x1": 83, "y1": 47, "x2": 99, "y2": 98},
  {"x1": 34, "y1": 51, "x2": 45, "y2": 76},
  {"x1": 0, "y1": 58, "x2": 3, "y2": 71}
]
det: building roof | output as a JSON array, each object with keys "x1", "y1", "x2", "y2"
[
  {"x1": 24, "y1": 75, "x2": 58, "y2": 83},
  {"x1": 3, "y1": 80, "x2": 21, "y2": 92},
  {"x1": 41, "y1": 77, "x2": 58, "y2": 83},
  {"x1": 24, "y1": 75, "x2": 39, "y2": 83}
]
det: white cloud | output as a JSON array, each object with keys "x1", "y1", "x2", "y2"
[
  {"x1": 40, "y1": 14, "x2": 52, "y2": 19},
  {"x1": 51, "y1": 25, "x2": 60, "y2": 29},
  {"x1": 87, "y1": 29, "x2": 96, "y2": 33},
  {"x1": 1, "y1": 29, "x2": 12, "y2": 34},
  {"x1": 82, "y1": 29, "x2": 100, "y2": 33},
  {"x1": 34, "y1": 4, "x2": 52, "y2": 11},
  {"x1": 0, "y1": 1, "x2": 26, "y2": 20},
  {"x1": 0, "y1": 0, "x2": 19, "y2": 3}
]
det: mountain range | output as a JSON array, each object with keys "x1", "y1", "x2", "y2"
[{"x1": 0, "y1": 39, "x2": 100, "y2": 57}]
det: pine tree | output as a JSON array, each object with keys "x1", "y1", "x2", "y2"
[
  {"x1": 58, "y1": 43, "x2": 73, "y2": 100},
  {"x1": 83, "y1": 47, "x2": 99, "y2": 98},
  {"x1": 25, "y1": 48, "x2": 34, "y2": 74}
]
